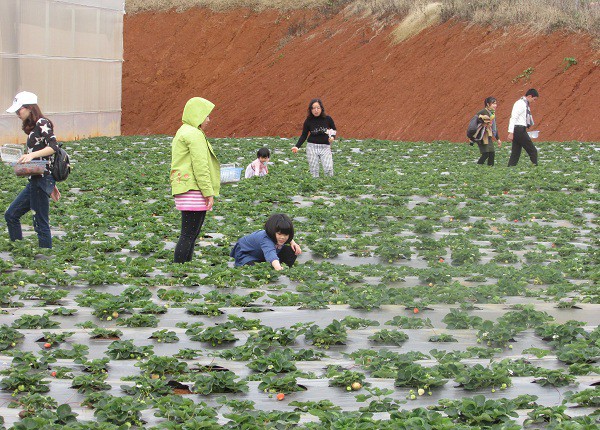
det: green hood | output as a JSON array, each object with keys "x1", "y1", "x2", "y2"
[{"x1": 182, "y1": 97, "x2": 214, "y2": 128}]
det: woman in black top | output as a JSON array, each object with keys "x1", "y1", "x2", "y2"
[
  {"x1": 5, "y1": 91, "x2": 60, "y2": 248},
  {"x1": 291, "y1": 99, "x2": 336, "y2": 177}
]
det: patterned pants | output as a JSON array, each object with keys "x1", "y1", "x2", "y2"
[{"x1": 306, "y1": 143, "x2": 334, "y2": 177}]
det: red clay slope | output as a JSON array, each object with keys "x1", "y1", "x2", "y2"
[{"x1": 122, "y1": 8, "x2": 600, "y2": 141}]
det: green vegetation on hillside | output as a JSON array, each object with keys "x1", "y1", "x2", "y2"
[{"x1": 126, "y1": 0, "x2": 600, "y2": 37}]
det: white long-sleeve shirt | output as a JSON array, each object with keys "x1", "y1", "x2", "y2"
[{"x1": 508, "y1": 97, "x2": 533, "y2": 133}]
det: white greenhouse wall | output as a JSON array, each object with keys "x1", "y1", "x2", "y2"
[{"x1": 0, "y1": 0, "x2": 124, "y2": 143}]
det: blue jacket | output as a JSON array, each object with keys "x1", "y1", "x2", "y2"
[{"x1": 230, "y1": 230, "x2": 280, "y2": 266}]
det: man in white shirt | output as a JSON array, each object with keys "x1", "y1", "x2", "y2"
[{"x1": 507, "y1": 88, "x2": 539, "y2": 166}]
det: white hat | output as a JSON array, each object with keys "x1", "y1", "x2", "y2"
[{"x1": 6, "y1": 91, "x2": 38, "y2": 113}]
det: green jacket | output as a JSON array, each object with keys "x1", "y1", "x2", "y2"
[{"x1": 170, "y1": 97, "x2": 220, "y2": 197}]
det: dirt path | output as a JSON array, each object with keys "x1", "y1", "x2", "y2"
[{"x1": 123, "y1": 8, "x2": 600, "y2": 141}]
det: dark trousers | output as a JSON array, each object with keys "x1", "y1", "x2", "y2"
[
  {"x1": 5, "y1": 175, "x2": 55, "y2": 248},
  {"x1": 477, "y1": 152, "x2": 495, "y2": 166},
  {"x1": 508, "y1": 126, "x2": 537, "y2": 166},
  {"x1": 174, "y1": 211, "x2": 206, "y2": 263}
]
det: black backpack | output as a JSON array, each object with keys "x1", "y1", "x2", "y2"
[
  {"x1": 50, "y1": 144, "x2": 71, "y2": 182},
  {"x1": 466, "y1": 114, "x2": 479, "y2": 141}
]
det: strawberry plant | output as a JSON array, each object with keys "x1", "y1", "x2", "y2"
[
  {"x1": 47, "y1": 366, "x2": 74, "y2": 379},
  {"x1": 89, "y1": 298, "x2": 132, "y2": 321},
  {"x1": 139, "y1": 302, "x2": 168, "y2": 314},
  {"x1": 477, "y1": 320, "x2": 520, "y2": 348},
  {"x1": 136, "y1": 355, "x2": 189, "y2": 377},
  {"x1": 436, "y1": 395, "x2": 518, "y2": 427},
  {"x1": 8, "y1": 351, "x2": 55, "y2": 369},
  {"x1": 428, "y1": 333, "x2": 458, "y2": 342},
  {"x1": 203, "y1": 290, "x2": 265, "y2": 307},
  {"x1": 9, "y1": 392, "x2": 57, "y2": 417},
  {"x1": 89, "y1": 327, "x2": 123, "y2": 339},
  {"x1": 532, "y1": 369, "x2": 577, "y2": 387},
  {"x1": 247, "y1": 349, "x2": 298, "y2": 373},
  {"x1": 185, "y1": 303, "x2": 223, "y2": 316},
  {"x1": 149, "y1": 329, "x2": 179, "y2": 343},
  {"x1": 71, "y1": 373, "x2": 111, "y2": 394},
  {"x1": 0, "y1": 325, "x2": 24, "y2": 351},
  {"x1": 442, "y1": 308, "x2": 483, "y2": 329},
  {"x1": 305, "y1": 320, "x2": 347, "y2": 349},
  {"x1": 105, "y1": 340, "x2": 153, "y2": 360},
  {"x1": 339, "y1": 316, "x2": 380, "y2": 329},
  {"x1": 0, "y1": 368, "x2": 50, "y2": 394},
  {"x1": 526, "y1": 406, "x2": 573, "y2": 427},
  {"x1": 174, "y1": 348, "x2": 203, "y2": 360},
  {"x1": 355, "y1": 387, "x2": 405, "y2": 412},
  {"x1": 307, "y1": 239, "x2": 343, "y2": 259},
  {"x1": 154, "y1": 395, "x2": 219, "y2": 424},
  {"x1": 327, "y1": 368, "x2": 367, "y2": 392},
  {"x1": 288, "y1": 399, "x2": 341, "y2": 412},
  {"x1": 121, "y1": 375, "x2": 173, "y2": 400},
  {"x1": 429, "y1": 349, "x2": 470, "y2": 363},
  {"x1": 221, "y1": 314, "x2": 264, "y2": 331},
  {"x1": 563, "y1": 388, "x2": 600, "y2": 407},
  {"x1": 257, "y1": 372, "x2": 305, "y2": 395},
  {"x1": 0, "y1": 286, "x2": 23, "y2": 308},
  {"x1": 368, "y1": 329, "x2": 409, "y2": 346},
  {"x1": 37, "y1": 331, "x2": 74, "y2": 346},
  {"x1": 157, "y1": 288, "x2": 200, "y2": 302},
  {"x1": 556, "y1": 340, "x2": 600, "y2": 364},
  {"x1": 45, "y1": 343, "x2": 89, "y2": 360},
  {"x1": 116, "y1": 313, "x2": 159, "y2": 328},
  {"x1": 189, "y1": 325, "x2": 238, "y2": 346},
  {"x1": 374, "y1": 238, "x2": 412, "y2": 262},
  {"x1": 47, "y1": 307, "x2": 78, "y2": 316},
  {"x1": 191, "y1": 370, "x2": 248, "y2": 395},
  {"x1": 454, "y1": 363, "x2": 512, "y2": 391},
  {"x1": 19, "y1": 287, "x2": 69, "y2": 305},
  {"x1": 347, "y1": 286, "x2": 385, "y2": 310},
  {"x1": 385, "y1": 315, "x2": 433, "y2": 328},
  {"x1": 79, "y1": 358, "x2": 110, "y2": 374},
  {"x1": 535, "y1": 320, "x2": 587, "y2": 347},
  {"x1": 11, "y1": 314, "x2": 60, "y2": 329},
  {"x1": 394, "y1": 363, "x2": 448, "y2": 390},
  {"x1": 93, "y1": 395, "x2": 146, "y2": 427}
]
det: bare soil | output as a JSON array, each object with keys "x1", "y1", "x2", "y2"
[{"x1": 123, "y1": 8, "x2": 600, "y2": 141}]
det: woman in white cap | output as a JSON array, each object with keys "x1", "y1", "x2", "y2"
[{"x1": 5, "y1": 91, "x2": 60, "y2": 249}]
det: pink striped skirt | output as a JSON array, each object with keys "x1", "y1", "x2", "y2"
[{"x1": 174, "y1": 190, "x2": 210, "y2": 211}]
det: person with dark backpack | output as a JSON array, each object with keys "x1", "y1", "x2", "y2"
[
  {"x1": 4, "y1": 91, "x2": 61, "y2": 248},
  {"x1": 50, "y1": 144, "x2": 71, "y2": 182},
  {"x1": 467, "y1": 97, "x2": 502, "y2": 166}
]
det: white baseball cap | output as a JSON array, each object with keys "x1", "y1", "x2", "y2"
[{"x1": 6, "y1": 91, "x2": 38, "y2": 113}]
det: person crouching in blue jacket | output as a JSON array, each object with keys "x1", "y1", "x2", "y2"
[{"x1": 230, "y1": 214, "x2": 302, "y2": 271}]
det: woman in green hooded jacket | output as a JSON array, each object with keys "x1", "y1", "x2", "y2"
[{"x1": 170, "y1": 97, "x2": 220, "y2": 263}]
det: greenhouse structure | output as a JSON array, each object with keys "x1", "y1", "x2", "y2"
[{"x1": 0, "y1": 0, "x2": 124, "y2": 143}]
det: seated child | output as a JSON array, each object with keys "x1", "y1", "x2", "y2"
[
  {"x1": 245, "y1": 147, "x2": 270, "y2": 178},
  {"x1": 230, "y1": 213, "x2": 302, "y2": 271}
]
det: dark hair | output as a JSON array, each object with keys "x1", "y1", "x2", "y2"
[
  {"x1": 306, "y1": 98, "x2": 326, "y2": 119},
  {"x1": 21, "y1": 104, "x2": 52, "y2": 134},
  {"x1": 257, "y1": 147, "x2": 270, "y2": 158},
  {"x1": 525, "y1": 88, "x2": 539, "y2": 98},
  {"x1": 264, "y1": 213, "x2": 294, "y2": 244},
  {"x1": 484, "y1": 97, "x2": 497, "y2": 107}
]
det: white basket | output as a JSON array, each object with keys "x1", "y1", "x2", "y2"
[
  {"x1": 527, "y1": 130, "x2": 540, "y2": 139},
  {"x1": 220, "y1": 164, "x2": 243, "y2": 183},
  {"x1": 1, "y1": 144, "x2": 24, "y2": 163}
]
